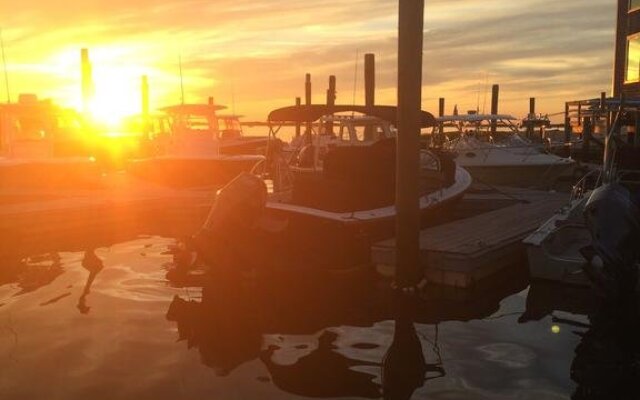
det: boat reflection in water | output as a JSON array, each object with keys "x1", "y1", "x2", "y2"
[{"x1": 523, "y1": 281, "x2": 640, "y2": 399}]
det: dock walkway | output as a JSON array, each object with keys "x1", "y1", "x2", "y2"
[{"x1": 372, "y1": 186, "x2": 568, "y2": 288}]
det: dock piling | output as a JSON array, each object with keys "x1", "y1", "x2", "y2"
[
  {"x1": 490, "y1": 84, "x2": 499, "y2": 136},
  {"x1": 295, "y1": 97, "x2": 301, "y2": 137},
  {"x1": 326, "y1": 75, "x2": 336, "y2": 134},
  {"x1": 364, "y1": 53, "x2": 376, "y2": 140},
  {"x1": 395, "y1": 0, "x2": 425, "y2": 289},
  {"x1": 305, "y1": 73, "x2": 312, "y2": 143}
]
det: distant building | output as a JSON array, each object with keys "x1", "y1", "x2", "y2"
[{"x1": 614, "y1": 0, "x2": 640, "y2": 96}]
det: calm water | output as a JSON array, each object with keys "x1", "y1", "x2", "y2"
[{"x1": 0, "y1": 236, "x2": 634, "y2": 399}]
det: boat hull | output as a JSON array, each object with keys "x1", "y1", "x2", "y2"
[
  {"x1": 462, "y1": 162, "x2": 575, "y2": 188},
  {"x1": 245, "y1": 167, "x2": 472, "y2": 270},
  {"x1": 127, "y1": 156, "x2": 264, "y2": 188},
  {"x1": 0, "y1": 158, "x2": 101, "y2": 189}
]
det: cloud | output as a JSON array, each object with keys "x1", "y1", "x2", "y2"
[{"x1": 0, "y1": 0, "x2": 618, "y2": 120}]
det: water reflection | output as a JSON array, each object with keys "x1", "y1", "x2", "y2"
[
  {"x1": 382, "y1": 295, "x2": 445, "y2": 400},
  {"x1": 77, "y1": 249, "x2": 105, "y2": 314},
  {"x1": 571, "y1": 302, "x2": 640, "y2": 399}
]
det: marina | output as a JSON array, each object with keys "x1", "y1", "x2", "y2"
[{"x1": 2, "y1": 0, "x2": 640, "y2": 399}]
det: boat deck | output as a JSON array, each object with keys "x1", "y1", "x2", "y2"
[{"x1": 372, "y1": 185, "x2": 568, "y2": 288}]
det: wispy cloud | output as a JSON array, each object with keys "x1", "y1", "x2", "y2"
[{"x1": 0, "y1": 0, "x2": 617, "y2": 119}]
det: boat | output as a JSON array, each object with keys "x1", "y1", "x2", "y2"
[
  {"x1": 127, "y1": 103, "x2": 265, "y2": 187},
  {"x1": 216, "y1": 114, "x2": 269, "y2": 155},
  {"x1": 434, "y1": 113, "x2": 575, "y2": 188},
  {"x1": 179, "y1": 105, "x2": 472, "y2": 271},
  {"x1": 525, "y1": 105, "x2": 640, "y2": 298},
  {"x1": 0, "y1": 94, "x2": 100, "y2": 188}
]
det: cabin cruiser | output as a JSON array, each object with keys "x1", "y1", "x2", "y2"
[
  {"x1": 174, "y1": 105, "x2": 472, "y2": 271},
  {"x1": 0, "y1": 94, "x2": 99, "y2": 188},
  {"x1": 127, "y1": 103, "x2": 264, "y2": 187},
  {"x1": 434, "y1": 113, "x2": 575, "y2": 188}
]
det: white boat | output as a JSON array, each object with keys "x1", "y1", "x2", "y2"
[
  {"x1": 128, "y1": 103, "x2": 264, "y2": 187},
  {"x1": 184, "y1": 105, "x2": 472, "y2": 270},
  {"x1": 523, "y1": 172, "x2": 597, "y2": 286},
  {"x1": 435, "y1": 113, "x2": 575, "y2": 188},
  {"x1": 0, "y1": 94, "x2": 99, "y2": 188}
]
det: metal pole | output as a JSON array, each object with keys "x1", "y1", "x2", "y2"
[{"x1": 395, "y1": 0, "x2": 424, "y2": 289}]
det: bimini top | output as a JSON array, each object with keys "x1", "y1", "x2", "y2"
[
  {"x1": 160, "y1": 104, "x2": 228, "y2": 115},
  {"x1": 268, "y1": 104, "x2": 437, "y2": 128},
  {"x1": 437, "y1": 113, "x2": 517, "y2": 122}
]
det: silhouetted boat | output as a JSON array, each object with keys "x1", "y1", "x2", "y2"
[
  {"x1": 127, "y1": 103, "x2": 264, "y2": 187},
  {"x1": 186, "y1": 105, "x2": 472, "y2": 270},
  {"x1": 0, "y1": 94, "x2": 100, "y2": 188}
]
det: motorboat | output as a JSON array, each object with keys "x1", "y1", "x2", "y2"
[
  {"x1": 179, "y1": 105, "x2": 472, "y2": 271},
  {"x1": 434, "y1": 113, "x2": 575, "y2": 188},
  {"x1": 127, "y1": 103, "x2": 264, "y2": 187},
  {"x1": 0, "y1": 94, "x2": 100, "y2": 188},
  {"x1": 217, "y1": 114, "x2": 269, "y2": 155}
]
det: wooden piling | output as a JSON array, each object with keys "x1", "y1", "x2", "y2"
[
  {"x1": 141, "y1": 75, "x2": 150, "y2": 117},
  {"x1": 326, "y1": 75, "x2": 336, "y2": 134},
  {"x1": 490, "y1": 84, "x2": 499, "y2": 136},
  {"x1": 438, "y1": 97, "x2": 445, "y2": 146},
  {"x1": 395, "y1": 0, "x2": 424, "y2": 289},
  {"x1": 365, "y1": 53, "x2": 376, "y2": 140},
  {"x1": 295, "y1": 97, "x2": 301, "y2": 137},
  {"x1": 527, "y1": 97, "x2": 536, "y2": 139},
  {"x1": 305, "y1": 73, "x2": 312, "y2": 143},
  {"x1": 81, "y1": 48, "x2": 92, "y2": 114},
  {"x1": 564, "y1": 102, "x2": 571, "y2": 143},
  {"x1": 582, "y1": 117, "x2": 592, "y2": 160}
]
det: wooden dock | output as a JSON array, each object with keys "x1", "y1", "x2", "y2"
[{"x1": 372, "y1": 186, "x2": 568, "y2": 288}]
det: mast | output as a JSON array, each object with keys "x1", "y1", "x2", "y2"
[{"x1": 1, "y1": 28, "x2": 11, "y2": 103}]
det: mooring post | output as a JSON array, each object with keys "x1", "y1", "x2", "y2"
[
  {"x1": 564, "y1": 102, "x2": 571, "y2": 143},
  {"x1": 295, "y1": 97, "x2": 301, "y2": 137},
  {"x1": 490, "y1": 84, "x2": 499, "y2": 137},
  {"x1": 601, "y1": 91, "x2": 609, "y2": 134},
  {"x1": 81, "y1": 48, "x2": 93, "y2": 114},
  {"x1": 305, "y1": 73, "x2": 312, "y2": 143},
  {"x1": 438, "y1": 97, "x2": 445, "y2": 146},
  {"x1": 395, "y1": 0, "x2": 424, "y2": 289},
  {"x1": 141, "y1": 75, "x2": 150, "y2": 137},
  {"x1": 365, "y1": 53, "x2": 376, "y2": 140},
  {"x1": 326, "y1": 75, "x2": 336, "y2": 134},
  {"x1": 527, "y1": 97, "x2": 536, "y2": 139},
  {"x1": 583, "y1": 117, "x2": 592, "y2": 160}
]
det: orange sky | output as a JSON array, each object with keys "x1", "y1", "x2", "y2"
[{"x1": 0, "y1": 0, "x2": 618, "y2": 123}]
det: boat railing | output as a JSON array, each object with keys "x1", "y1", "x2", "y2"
[{"x1": 571, "y1": 168, "x2": 601, "y2": 202}]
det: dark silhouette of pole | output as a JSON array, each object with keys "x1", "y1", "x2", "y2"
[
  {"x1": 141, "y1": 75, "x2": 150, "y2": 117},
  {"x1": 490, "y1": 84, "x2": 499, "y2": 136},
  {"x1": 295, "y1": 97, "x2": 301, "y2": 137},
  {"x1": 81, "y1": 48, "x2": 93, "y2": 114},
  {"x1": 365, "y1": 53, "x2": 376, "y2": 140},
  {"x1": 326, "y1": 75, "x2": 336, "y2": 134},
  {"x1": 527, "y1": 97, "x2": 535, "y2": 139},
  {"x1": 395, "y1": 0, "x2": 424, "y2": 289},
  {"x1": 438, "y1": 97, "x2": 445, "y2": 145},
  {"x1": 305, "y1": 73, "x2": 312, "y2": 144}
]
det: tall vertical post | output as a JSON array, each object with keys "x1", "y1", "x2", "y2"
[
  {"x1": 81, "y1": 48, "x2": 93, "y2": 114},
  {"x1": 438, "y1": 97, "x2": 445, "y2": 146},
  {"x1": 326, "y1": 75, "x2": 336, "y2": 134},
  {"x1": 490, "y1": 84, "x2": 499, "y2": 136},
  {"x1": 141, "y1": 75, "x2": 150, "y2": 137},
  {"x1": 365, "y1": 53, "x2": 376, "y2": 140},
  {"x1": 305, "y1": 73, "x2": 312, "y2": 143},
  {"x1": 295, "y1": 97, "x2": 301, "y2": 137},
  {"x1": 141, "y1": 75, "x2": 150, "y2": 117},
  {"x1": 395, "y1": 0, "x2": 424, "y2": 289},
  {"x1": 527, "y1": 97, "x2": 536, "y2": 139},
  {"x1": 564, "y1": 102, "x2": 571, "y2": 143}
]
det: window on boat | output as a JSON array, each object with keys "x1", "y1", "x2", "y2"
[
  {"x1": 626, "y1": 34, "x2": 640, "y2": 83},
  {"x1": 631, "y1": 0, "x2": 640, "y2": 12}
]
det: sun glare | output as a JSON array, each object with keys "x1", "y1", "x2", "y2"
[{"x1": 87, "y1": 71, "x2": 142, "y2": 128}]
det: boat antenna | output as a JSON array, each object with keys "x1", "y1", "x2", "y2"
[
  {"x1": 179, "y1": 55, "x2": 185, "y2": 105},
  {"x1": 0, "y1": 28, "x2": 11, "y2": 103}
]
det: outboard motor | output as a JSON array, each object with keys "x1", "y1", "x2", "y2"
[
  {"x1": 583, "y1": 183, "x2": 640, "y2": 298},
  {"x1": 191, "y1": 172, "x2": 268, "y2": 268}
]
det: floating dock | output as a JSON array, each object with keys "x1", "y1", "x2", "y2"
[{"x1": 372, "y1": 185, "x2": 568, "y2": 288}]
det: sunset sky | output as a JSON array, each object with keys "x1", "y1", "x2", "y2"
[{"x1": 0, "y1": 0, "x2": 618, "y2": 123}]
